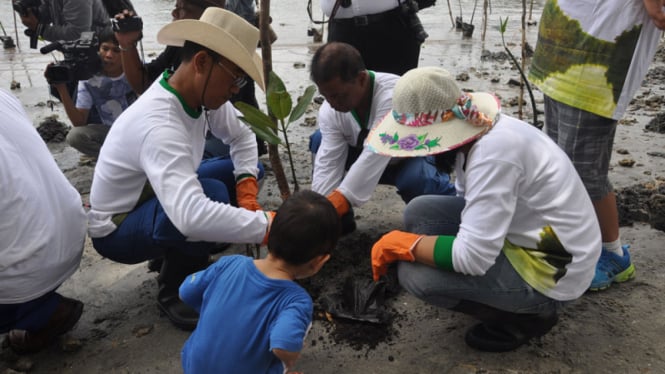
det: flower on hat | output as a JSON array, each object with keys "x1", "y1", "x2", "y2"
[{"x1": 379, "y1": 132, "x2": 441, "y2": 151}]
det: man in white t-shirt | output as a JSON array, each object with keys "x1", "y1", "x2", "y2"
[
  {"x1": 309, "y1": 42, "x2": 455, "y2": 234},
  {"x1": 0, "y1": 89, "x2": 87, "y2": 354},
  {"x1": 88, "y1": 8, "x2": 270, "y2": 330},
  {"x1": 366, "y1": 67, "x2": 601, "y2": 352}
]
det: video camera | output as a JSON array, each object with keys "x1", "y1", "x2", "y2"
[
  {"x1": 41, "y1": 31, "x2": 101, "y2": 84},
  {"x1": 12, "y1": 0, "x2": 50, "y2": 49},
  {"x1": 111, "y1": 15, "x2": 143, "y2": 33}
]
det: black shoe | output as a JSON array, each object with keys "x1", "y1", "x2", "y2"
[
  {"x1": 147, "y1": 257, "x2": 163, "y2": 273},
  {"x1": 156, "y1": 250, "x2": 209, "y2": 330},
  {"x1": 157, "y1": 291, "x2": 199, "y2": 331},
  {"x1": 464, "y1": 311, "x2": 558, "y2": 352}
]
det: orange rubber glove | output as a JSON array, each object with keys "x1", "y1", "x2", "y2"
[
  {"x1": 261, "y1": 211, "x2": 276, "y2": 246},
  {"x1": 236, "y1": 177, "x2": 262, "y2": 211},
  {"x1": 371, "y1": 230, "x2": 424, "y2": 281},
  {"x1": 327, "y1": 189, "x2": 350, "y2": 217}
]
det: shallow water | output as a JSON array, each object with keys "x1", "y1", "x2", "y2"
[{"x1": 0, "y1": 0, "x2": 544, "y2": 92}]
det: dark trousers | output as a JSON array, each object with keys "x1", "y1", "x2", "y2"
[
  {"x1": 0, "y1": 290, "x2": 61, "y2": 333},
  {"x1": 328, "y1": 7, "x2": 422, "y2": 76}
]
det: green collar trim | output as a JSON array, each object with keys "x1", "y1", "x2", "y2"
[{"x1": 159, "y1": 70, "x2": 202, "y2": 119}]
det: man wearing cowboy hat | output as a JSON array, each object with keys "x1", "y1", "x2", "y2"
[
  {"x1": 87, "y1": 7, "x2": 269, "y2": 330},
  {"x1": 366, "y1": 67, "x2": 601, "y2": 352},
  {"x1": 309, "y1": 42, "x2": 455, "y2": 234}
]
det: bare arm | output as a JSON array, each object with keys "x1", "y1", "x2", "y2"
[
  {"x1": 410, "y1": 235, "x2": 439, "y2": 267},
  {"x1": 115, "y1": 10, "x2": 151, "y2": 94},
  {"x1": 51, "y1": 82, "x2": 88, "y2": 127},
  {"x1": 644, "y1": 0, "x2": 665, "y2": 30},
  {"x1": 272, "y1": 348, "x2": 301, "y2": 371}
]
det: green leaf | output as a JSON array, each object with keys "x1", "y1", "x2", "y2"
[
  {"x1": 234, "y1": 102, "x2": 276, "y2": 130},
  {"x1": 288, "y1": 85, "x2": 317, "y2": 124},
  {"x1": 500, "y1": 17, "x2": 508, "y2": 34},
  {"x1": 234, "y1": 101, "x2": 281, "y2": 144},
  {"x1": 267, "y1": 70, "x2": 287, "y2": 95},
  {"x1": 238, "y1": 117, "x2": 282, "y2": 145},
  {"x1": 267, "y1": 90, "x2": 292, "y2": 121}
]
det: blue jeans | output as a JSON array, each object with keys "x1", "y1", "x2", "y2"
[
  {"x1": 0, "y1": 290, "x2": 61, "y2": 333},
  {"x1": 309, "y1": 130, "x2": 455, "y2": 203},
  {"x1": 397, "y1": 195, "x2": 563, "y2": 314},
  {"x1": 92, "y1": 157, "x2": 265, "y2": 264}
]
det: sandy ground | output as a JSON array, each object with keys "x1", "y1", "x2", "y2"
[{"x1": 3, "y1": 5, "x2": 665, "y2": 373}]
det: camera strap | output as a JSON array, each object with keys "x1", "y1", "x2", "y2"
[{"x1": 307, "y1": 0, "x2": 344, "y2": 25}]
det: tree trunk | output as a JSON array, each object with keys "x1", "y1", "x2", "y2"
[{"x1": 259, "y1": 0, "x2": 291, "y2": 200}]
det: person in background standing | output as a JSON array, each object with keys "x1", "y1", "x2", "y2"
[
  {"x1": 529, "y1": 0, "x2": 665, "y2": 291},
  {"x1": 320, "y1": 0, "x2": 427, "y2": 76}
]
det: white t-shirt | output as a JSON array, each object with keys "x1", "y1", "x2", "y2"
[
  {"x1": 529, "y1": 0, "x2": 662, "y2": 119},
  {"x1": 321, "y1": 0, "x2": 397, "y2": 18},
  {"x1": 312, "y1": 72, "x2": 399, "y2": 206},
  {"x1": 0, "y1": 89, "x2": 86, "y2": 303},
  {"x1": 88, "y1": 75, "x2": 268, "y2": 244},
  {"x1": 452, "y1": 115, "x2": 601, "y2": 300}
]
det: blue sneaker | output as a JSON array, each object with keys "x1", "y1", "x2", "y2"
[{"x1": 588, "y1": 245, "x2": 635, "y2": 291}]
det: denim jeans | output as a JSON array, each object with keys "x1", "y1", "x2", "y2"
[
  {"x1": 92, "y1": 157, "x2": 265, "y2": 264},
  {"x1": 309, "y1": 129, "x2": 455, "y2": 203},
  {"x1": 0, "y1": 290, "x2": 61, "y2": 333},
  {"x1": 398, "y1": 195, "x2": 563, "y2": 314}
]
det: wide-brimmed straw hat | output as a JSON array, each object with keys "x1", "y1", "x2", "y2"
[
  {"x1": 366, "y1": 67, "x2": 500, "y2": 157},
  {"x1": 157, "y1": 7, "x2": 265, "y2": 90}
]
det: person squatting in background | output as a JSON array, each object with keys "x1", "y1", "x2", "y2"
[{"x1": 0, "y1": 88, "x2": 87, "y2": 354}]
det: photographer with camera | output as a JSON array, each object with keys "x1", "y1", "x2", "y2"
[
  {"x1": 47, "y1": 29, "x2": 136, "y2": 161},
  {"x1": 321, "y1": 0, "x2": 429, "y2": 76},
  {"x1": 16, "y1": 0, "x2": 111, "y2": 45}
]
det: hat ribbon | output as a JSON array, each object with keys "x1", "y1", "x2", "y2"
[{"x1": 392, "y1": 94, "x2": 493, "y2": 128}]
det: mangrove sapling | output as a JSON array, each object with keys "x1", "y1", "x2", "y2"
[
  {"x1": 235, "y1": 70, "x2": 316, "y2": 195},
  {"x1": 499, "y1": 16, "x2": 539, "y2": 128}
]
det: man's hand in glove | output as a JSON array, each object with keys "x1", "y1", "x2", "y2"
[
  {"x1": 327, "y1": 189, "x2": 350, "y2": 217},
  {"x1": 236, "y1": 177, "x2": 262, "y2": 211},
  {"x1": 371, "y1": 230, "x2": 424, "y2": 281}
]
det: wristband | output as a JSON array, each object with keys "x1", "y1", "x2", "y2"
[
  {"x1": 433, "y1": 235, "x2": 455, "y2": 271},
  {"x1": 118, "y1": 43, "x2": 136, "y2": 51}
]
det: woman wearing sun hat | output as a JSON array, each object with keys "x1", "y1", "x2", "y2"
[
  {"x1": 88, "y1": 8, "x2": 269, "y2": 330},
  {"x1": 366, "y1": 67, "x2": 602, "y2": 352}
]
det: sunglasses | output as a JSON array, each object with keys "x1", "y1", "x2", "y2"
[{"x1": 217, "y1": 60, "x2": 247, "y2": 89}]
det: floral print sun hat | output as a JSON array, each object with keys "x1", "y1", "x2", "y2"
[{"x1": 366, "y1": 66, "x2": 501, "y2": 157}]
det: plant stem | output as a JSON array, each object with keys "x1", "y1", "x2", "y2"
[
  {"x1": 500, "y1": 32, "x2": 539, "y2": 128},
  {"x1": 279, "y1": 120, "x2": 300, "y2": 192}
]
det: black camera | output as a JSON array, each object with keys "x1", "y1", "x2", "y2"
[
  {"x1": 111, "y1": 16, "x2": 143, "y2": 33},
  {"x1": 399, "y1": 0, "x2": 429, "y2": 43},
  {"x1": 13, "y1": 0, "x2": 50, "y2": 49},
  {"x1": 41, "y1": 32, "x2": 101, "y2": 84}
]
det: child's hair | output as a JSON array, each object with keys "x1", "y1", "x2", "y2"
[
  {"x1": 268, "y1": 190, "x2": 341, "y2": 265},
  {"x1": 97, "y1": 29, "x2": 119, "y2": 46}
]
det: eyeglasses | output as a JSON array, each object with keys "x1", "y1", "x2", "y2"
[{"x1": 217, "y1": 61, "x2": 247, "y2": 89}]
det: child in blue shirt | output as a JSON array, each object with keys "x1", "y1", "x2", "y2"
[{"x1": 179, "y1": 190, "x2": 341, "y2": 373}]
